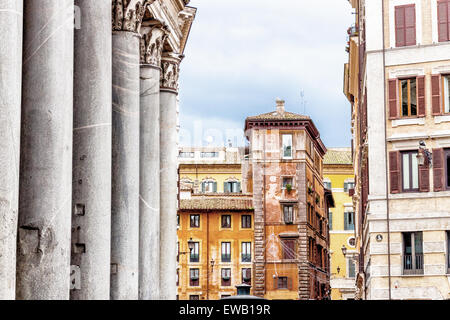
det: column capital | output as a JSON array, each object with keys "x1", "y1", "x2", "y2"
[
  {"x1": 160, "y1": 53, "x2": 183, "y2": 93},
  {"x1": 140, "y1": 24, "x2": 169, "y2": 67},
  {"x1": 112, "y1": 0, "x2": 155, "y2": 33}
]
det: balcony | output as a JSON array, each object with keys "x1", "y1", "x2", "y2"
[
  {"x1": 221, "y1": 254, "x2": 231, "y2": 263},
  {"x1": 241, "y1": 254, "x2": 252, "y2": 263},
  {"x1": 403, "y1": 254, "x2": 424, "y2": 275}
]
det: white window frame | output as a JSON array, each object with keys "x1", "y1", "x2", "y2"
[
  {"x1": 281, "y1": 176, "x2": 294, "y2": 190},
  {"x1": 282, "y1": 134, "x2": 293, "y2": 159},
  {"x1": 389, "y1": 0, "x2": 422, "y2": 48}
]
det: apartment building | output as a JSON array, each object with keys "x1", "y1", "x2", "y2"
[
  {"x1": 324, "y1": 148, "x2": 357, "y2": 300},
  {"x1": 242, "y1": 99, "x2": 333, "y2": 300},
  {"x1": 344, "y1": 0, "x2": 450, "y2": 300}
]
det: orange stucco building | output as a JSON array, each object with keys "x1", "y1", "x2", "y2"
[
  {"x1": 242, "y1": 99, "x2": 333, "y2": 300},
  {"x1": 177, "y1": 194, "x2": 254, "y2": 300}
]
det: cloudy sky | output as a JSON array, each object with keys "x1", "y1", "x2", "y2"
[{"x1": 178, "y1": 0, "x2": 354, "y2": 148}]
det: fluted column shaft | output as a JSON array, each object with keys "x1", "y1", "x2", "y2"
[
  {"x1": 159, "y1": 54, "x2": 181, "y2": 300},
  {"x1": 17, "y1": 0, "x2": 74, "y2": 300},
  {"x1": 0, "y1": 0, "x2": 23, "y2": 300},
  {"x1": 138, "y1": 26, "x2": 166, "y2": 300},
  {"x1": 70, "y1": 0, "x2": 112, "y2": 300}
]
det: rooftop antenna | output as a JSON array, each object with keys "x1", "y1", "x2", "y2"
[{"x1": 300, "y1": 90, "x2": 307, "y2": 115}]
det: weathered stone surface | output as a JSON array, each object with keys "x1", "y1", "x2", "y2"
[
  {"x1": 0, "y1": 0, "x2": 22, "y2": 300},
  {"x1": 111, "y1": 31, "x2": 140, "y2": 300},
  {"x1": 71, "y1": 0, "x2": 112, "y2": 300},
  {"x1": 159, "y1": 60, "x2": 180, "y2": 299},
  {"x1": 139, "y1": 65, "x2": 161, "y2": 300},
  {"x1": 17, "y1": 0, "x2": 74, "y2": 300}
]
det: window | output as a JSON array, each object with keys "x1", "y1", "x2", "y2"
[
  {"x1": 282, "y1": 177, "x2": 293, "y2": 189},
  {"x1": 401, "y1": 151, "x2": 419, "y2": 192},
  {"x1": 323, "y1": 181, "x2": 331, "y2": 190},
  {"x1": 344, "y1": 181, "x2": 355, "y2": 192},
  {"x1": 348, "y1": 237, "x2": 356, "y2": 247},
  {"x1": 241, "y1": 242, "x2": 251, "y2": 262},
  {"x1": 241, "y1": 215, "x2": 252, "y2": 229},
  {"x1": 190, "y1": 214, "x2": 200, "y2": 228},
  {"x1": 438, "y1": 0, "x2": 450, "y2": 42},
  {"x1": 179, "y1": 151, "x2": 194, "y2": 158},
  {"x1": 189, "y1": 295, "x2": 199, "y2": 300},
  {"x1": 201, "y1": 180, "x2": 216, "y2": 193},
  {"x1": 328, "y1": 211, "x2": 333, "y2": 231},
  {"x1": 177, "y1": 214, "x2": 180, "y2": 227},
  {"x1": 277, "y1": 277, "x2": 288, "y2": 289},
  {"x1": 403, "y1": 232, "x2": 424, "y2": 275},
  {"x1": 190, "y1": 242, "x2": 199, "y2": 263},
  {"x1": 283, "y1": 205, "x2": 294, "y2": 224},
  {"x1": 399, "y1": 78, "x2": 417, "y2": 117},
  {"x1": 242, "y1": 268, "x2": 251, "y2": 285},
  {"x1": 176, "y1": 269, "x2": 179, "y2": 286},
  {"x1": 348, "y1": 258, "x2": 356, "y2": 278},
  {"x1": 224, "y1": 181, "x2": 240, "y2": 193},
  {"x1": 201, "y1": 152, "x2": 218, "y2": 158},
  {"x1": 282, "y1": 134, "x2": 293, "y2": 159},
  {"x1": 221, "y1": 215, "x2": 231, "y2": 228},
  {"x1": 443, "y1": 75, "x2": 450, "y2": 113},
  {"x1": 395, "y1": 4, "x2": 416, "y2": 47},
  {"x1": 282, "y1": 239, "x2": 296, "y2": 260},
  {"x1": 189, "y1": 269, "x2": 199, "y2": 287},
  {"x1": 221, "y1": 242, "x2": 231, "y2": 262},
  {"x1": 344, "y1": 212, "x2": 355, "y2": 231},
  {"x1": 221, "y1": 268, "x2": 231, "y2": 286}
]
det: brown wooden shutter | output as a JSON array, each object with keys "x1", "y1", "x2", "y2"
[
  {"x1": 388, "y1": 79, "x2": 398, "y2": 119},
  {"x1": 417, "y1": 76, "x2": 426, "y2": 117},
  {"x1": 389, "y1": 151, "x2": 401, "y2": 193},
  {"x1": 438, "y1": 1, "x2": 449, "y2": 42},
  {"x1": 431, "y1": 75, "x2": 442, "y2": 115},
  {"x1": 433, "y1": 148, "x2": 445, "y2": 192},
  {"x1": 273, "y1": 278, "x2": 278, "y2": 290},
  {"x1": 405, "y1": 5, "x2": 416, "y2": 46},
  {"x1": 395, "y1": 6, "x2": 406, "y2": 47},
  {"x1": 288, "y1": 277, "x2": 293, "y2": 290},
  {"x1": 418, "y1": 154, "x2": 430, "y2": 192}
]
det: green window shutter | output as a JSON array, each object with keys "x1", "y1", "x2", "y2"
[
  {"x1": 224, "y1": 182, "x2": 228, "y2": 193},
  {"x1": 213, "y1": 182, "x2": 217, "y2": 193},
  {"x1": 329, "y1": 212, "x2": 332, "y2": 230},
  {"x1": 237, "y1": 182, "x2": 241, "y2": 193},
  {"x1": 344, "y1": 212, "x2": 349, "y2": 230},
  {"x1": 201, "y1": 182, "x2": 205, "y2": 193}
]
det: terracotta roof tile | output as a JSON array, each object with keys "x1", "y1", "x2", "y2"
[
  {"x1": 323, "y1": 148, "x2": 352, "y2": 165},
  {"x1": 246, "y1": 111, "x2": 310, "y2": 121},
  {"x1": 179, "y1": 196, "x2": 253, "y2": 211}
]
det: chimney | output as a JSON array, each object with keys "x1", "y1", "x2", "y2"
[{"x1": 276, "y1": 98, "x2": 285, "y2": 115}]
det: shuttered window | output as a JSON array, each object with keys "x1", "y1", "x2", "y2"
[
  {"x1": 433, "y1": 148, "x2": 445, "y2": 191},
  {"x1": 344, "y1": 212, "x2": 355, "y2": 231},
  {"x1": 221, "y1": 268, "x2": 231, "y2": 286},
  {"x1": 241, "y1": 242, "x2": 251, "y2": 262},
  {"x1": 328, "y1": 211, "x2": 333, "y2": 231},
  {"x1": 221, "y1": 215, "x2": 231, "y2": 228},
  {"x1": 241, "y1": 215, "x2": 252, "y2": 228},
  {"x1": 402, "y1": 151, "x2": 419, "y2": 192},
  {"x1": 443, "y1": 75, "x2": 450, "y2": 113},
  {"x1": 395, "y1": 5, "x2": 416, "y2": 47},
  {"x1": 389, "y1": 77, "x2": 425, "y2": 119},
  {"x1": 221, "y1": 242, "x2": 231, "y2": 262},
  {"x1": 242, "y1": 268, "x2": 251, "y2": 285},
  {"x1": 438, "y1": 0, "x2": 450, "y2": 42},
  {"x1": 189, "y1": 269, "x2": 200, "y2": 287},
  {"x1": 282, "y1": 239, "x2": 296, "y2": 260}
]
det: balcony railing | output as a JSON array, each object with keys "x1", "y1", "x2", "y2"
[
  {"x1": 221, "y1": 254, "x2": 231, "y2": 263},
  {"x1": 190, "y1": 254, "x2": 199, "y2": 263},
  {"x1": 403, "y1": 254, "x2": 424, "y2": 275},
  {"x1": 241, "y1": 254, "x2": 252, "y2": 263}
]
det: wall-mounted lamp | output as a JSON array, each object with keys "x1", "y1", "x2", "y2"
[
  {"x1": 210, "y1": 259, "x2": 215, "y2": 269},
  {"x1": 417, "y1": 140, "x2": 433, "y2": 167},
  {"x1": 337, "y1": 266, "x2": 341, "y2": 274},
  {"x1": 341, "y1": 245, "x2": 347, "y2": 256},
  {"x1": 187, "y1": 238, "x2": 195, "y2": 252}
]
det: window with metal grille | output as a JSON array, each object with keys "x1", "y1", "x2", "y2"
[
  {"x1": 221, "y1": 242, "x2": 231, "y2": 262},
  {"x1": 221, "y1": 268, "x2": 231, "y2": 286},
  {"x1": 403, "y1": 232, "x2": 424, "y2": 275},
  {"x1": 277, "y1": 277, "x2": 288, "y2": 289},
  {"x1": 189, "y1": 269, "x2": 199, "y2": 287},
  {"x1": 190, "y1": 242, "x2": 199, "y2": 263},
  {"x1": 282, "y1": 239, "x2": 296, "y2": 260},
  {"x1": 242, "y1": 268, "x2": 251, "y2": 285},
  {"x1": 241, "y1": 242, "x2": 251, "y2": 262}
]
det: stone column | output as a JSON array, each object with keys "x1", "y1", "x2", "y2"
[
  {"x1": 138, "y1": 25, "x2": 166, "y2": 300},
  {"x1": 110, "y1": 0, "x2": 148, "y2": 300},
  {"x1": 17, "y1": 0, "x2": 74, "y2": 300},
  {"x1": 70, "y1": 0, "x2": 112, "y2": 300},
  {"x1": 159, "y1": 53, "x2": 182, "y2": 300},
  {"x1": 0, "y1": 0, "x2": 23, "y2": 300}
]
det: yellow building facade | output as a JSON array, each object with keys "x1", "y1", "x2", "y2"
[{"x1": 323, "y1": 148, "x2": 356, "y2": 300}]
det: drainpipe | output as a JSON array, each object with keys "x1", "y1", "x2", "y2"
[{"x1": 381, "y1": 0, "x2": 392, "y2": 300}]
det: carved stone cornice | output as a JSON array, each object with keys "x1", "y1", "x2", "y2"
[
  {"x1": 140, "y1": 25, "x2": 168, "y2": 66},
  {"x1": 160, "y1": 53, "x2": 183, "y2": 93},
  {"x1": 112, "y1": 0, "x2": 155, "y2": 33}
]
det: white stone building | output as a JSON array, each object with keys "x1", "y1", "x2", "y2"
[{"x1": 345, "y1": 0, "x2": 450, "y2": 300}]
